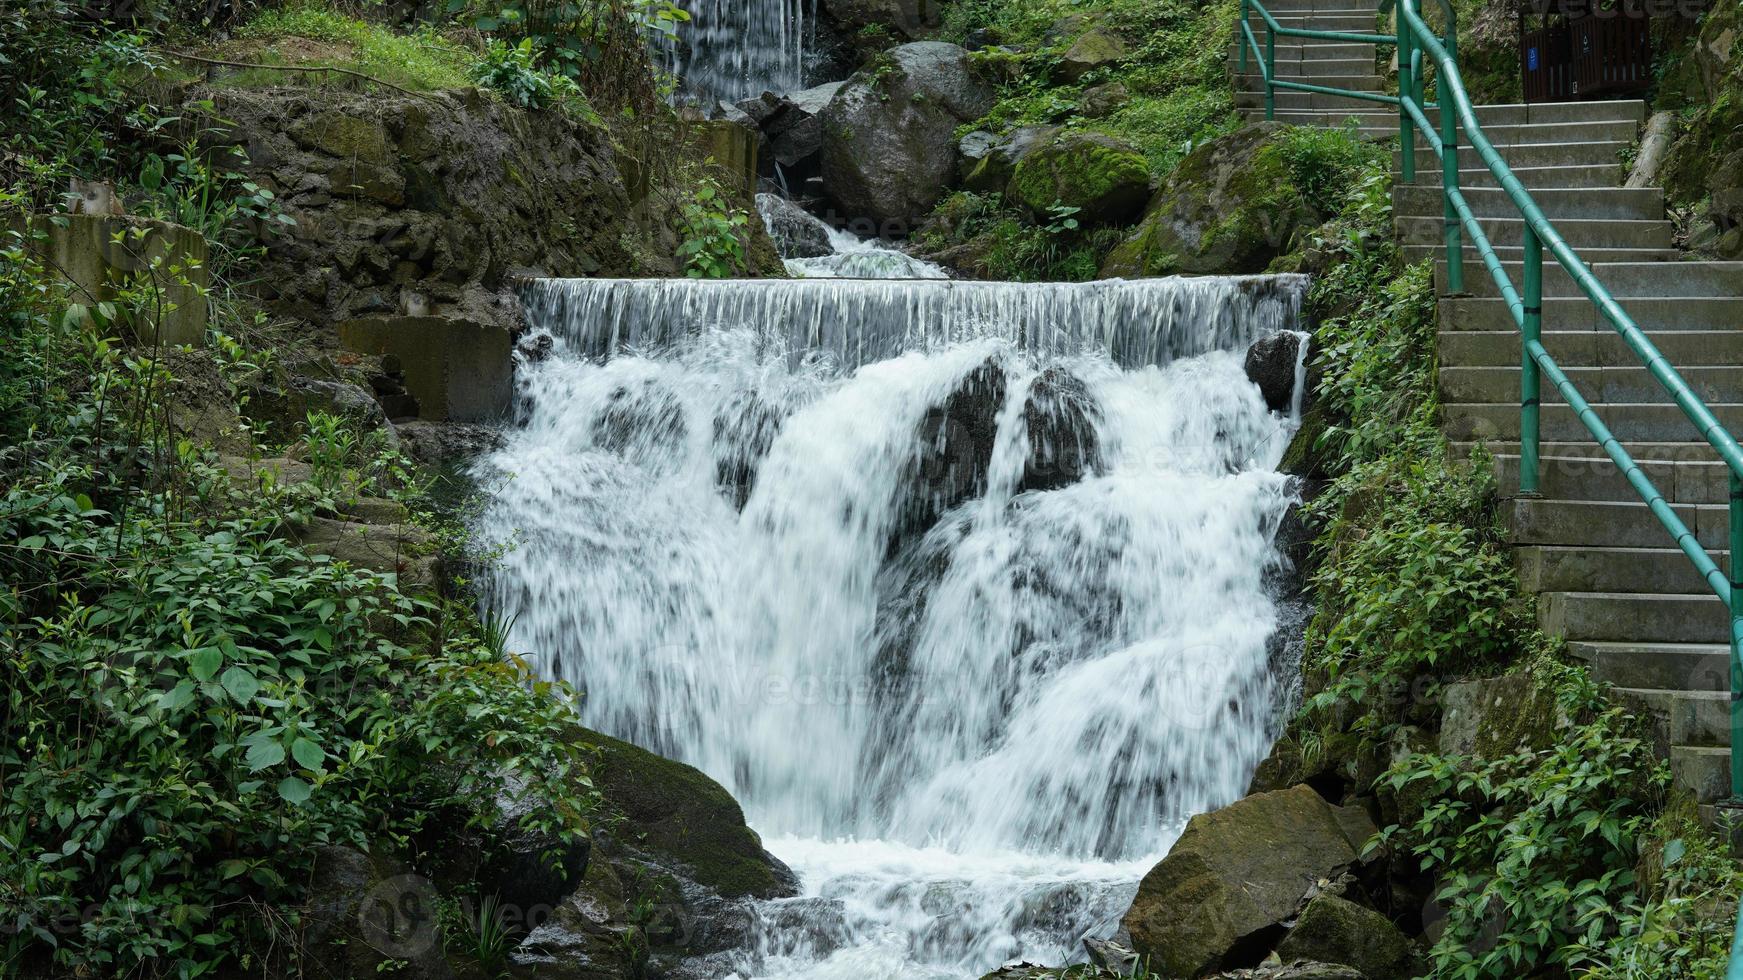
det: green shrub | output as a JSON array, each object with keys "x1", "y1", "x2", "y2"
[{"x1": 677, "y1": 174, "x2": 751, "y2": 278}]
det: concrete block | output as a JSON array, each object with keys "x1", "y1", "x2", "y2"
[
  {"x1": 338, "y1": 316, "x2": 512, "y2": 423},
  {"x1": 15, "y1": 213, "x2": 209, "y2": 347}
]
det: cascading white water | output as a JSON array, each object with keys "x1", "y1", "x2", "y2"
[
  {"x1": 665, "y1": 0, "x2": 809, "y2": 103},
  {"x1": 756, "y1": 193, "x2": 950, "y2": 279},
  {"x1": 481, "y1": 276, "x2": 1307, "y2": 978}
]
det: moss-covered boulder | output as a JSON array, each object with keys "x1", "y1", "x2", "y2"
[
  {"x1": 963, "y1": 125, "x2": 1061, "y2": 195},
  {"x1": 1007, "y1": 131, "x2": 1152, "y2": 226},
  {"x1": 1100, "y1": 122, "x2": 1331, "y2": 277},
  {"x1": 1056, "y1": 26, "x2": 1128, "y2": 83},
  {"x1": 1658, "y1": 0, "x2": 1743, "y2": 255},
  {"x1": 1276, "y1": 894, "x2": 1417, "y2": 979},
  {"x1": 1122, "y1": 785, "x2": 1366, "y2": 976},
  {"x1": 575, "y1": 727, "x2": 797, "y2": 900}
]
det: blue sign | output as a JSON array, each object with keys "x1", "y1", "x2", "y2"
[{"x1": 1528, "y1": 47, "x2": 1539, "y2": 70}]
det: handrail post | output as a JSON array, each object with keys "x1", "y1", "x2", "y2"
[
  {"x1": 1439, "y1": 2, "x2": 1462, "y2": 292},
  {"x1": 1731, "y1": 468, "x2": 1743, "y2": 801},
  {"x1": 1397, "y1": 3, "x2": 1415, "y2": 182},
  {"x1": 1520, "y1": 226, "x2": 1543, "y2": 496},
  {"x1": 1265, "y1": 24, "x2": 1276, "y2": 120},
  {"x1": 1240, "y1": 0, "x2": 1250, "y2": 74}
]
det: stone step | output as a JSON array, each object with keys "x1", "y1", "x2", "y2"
[
  {"x1": 1617, "y1": 687, "x2": 1732, "y2": 747},
  {"x1": 1441, "y1": 365, "x2": 1743, "y2": 406},
  {"x1": 1227, "y1": 41, "x2": 1379, "y2": 61},
  {"x1": 1250, "y1": 0, "x2": 1384, "y2": 11},
  {"x1": 1538, "y1": 590, "x2": 1728, "y2": 643},
  {"x1": 1440, "y1": 296, "x2": 1743, "y2": 332},
  {"x1": 1236, "y1": 90, "x2": 1393, "y2": 111},
  {"x1": 1396, "y1": 162, "x2": 1626, "y2": 190},
  {"x1": 1401, "y1": 216, "x2": 1671, "y2": 250},
  {"x1": 1234, "y1": 58, "x2": 1381, "y2": 77},
  {"x1": 1456, "y1": 439, "x2": 1729, "y2": 463},
  {"x1": 1570, "y1": 640, "x2": 1730, "y2": 692},
  {"x1": 1512, "y1": 498, "x2": 1731, "y2": 550},
  {"x1": 1520, "y1": 546, "x2": 1728, "y2": 594},
  {"x1": 1671, "y1": 745, "x2": 1731, "y2": 803},
  {"x1": 1397, "y1": 185, "x2": 1663, "y2": 221},
  {"x1": 1440, "y1": 330, "x2": 1743, "y2": 368},
  {"x1": 1262, "y1": 118, "x2": 1643, "y2": 146},
  {"x1": 1244, "y1": 11, "x2": 1380, "y2": 30},
  {"x1": 1445, "y1": 401, "x2": 1743, "y2": 443},
  {"x1": 1497, "y1": 453, "x2": 1728, "y2": 504},
  {"x1": 1395, "y1": 139, "x2": 1632, "y2": 170},
  {"x1": 1235, "y1": 74, "x2": 1386, "y2": 93},
  {"x1": 1435, "y1": 261, "x2": 1743, "y2": 300},
  {"x1": 1407, "y1": 243, "x2": 1677, "y2": 265},
  {"x1": 1258, "y1": 100, "x2": 1646, "y2": 128}
]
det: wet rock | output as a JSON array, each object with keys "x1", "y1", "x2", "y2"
[
  {"x1": 757, "y1": 193, "x2": 835, "y2": 259},
  {"x1": 1020, "y1": 367, "x2": 1102, "y2": 493},
  {"x1": 578, "y1": 727, "x2": 798, "y2": 900},
  {"x1": 250, "y1": 377, "x2": 391, "y2": 437},
  {"x1": 478, "y1": 785, "x2": 593, "y2": 930},
  {"x1": 518, "y1": 333, "x2": 556, "y2": 364},
  {"x1": 395, "y1": 419, "x2": 503, "y2": 466},
  {"x1": 963, "y1": 125, "x2": 1061, "y2": 195},
  {"x1": 819, "y1": 42, "x2": 997, "y2": 231},
  {"x1": 1275, "y1": 894, "x2": 1416, "y2": 979},
  {"x1": 1123, "y1": 785, "x2": 1365, "y2": 976},
  {"x1": 592, "y1": 379, "x2": 689, "y2": 469},
  {"x1": 1007, "y1": 131, "x2": 1152, "y2": 226},
  {"x1": 1244, "y1": 332, "x2": 1306, "y2": 413},
  {"x1": 713, "y1": 390, "x2": 787, "y2": 509},
  {"x1": 1085, "y1": 935, "x2": 1142, "y2": 973},
  {"x1": 899, "y1": 358, "x2": 1009, "y2": 541},
  {"x1": 740, "y1": 82, "x2": 846, "y2": 179}
]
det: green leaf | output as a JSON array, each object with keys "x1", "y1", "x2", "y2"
[
  {"x1": 243, "y1": 739, "x2": 285, "y2": 772},
  {"x1": 1661, "y1": 837, "x2": 1685, "y2": 868},
  {"x1": 291, "y1": 738, "x2": 325, "y2": 771},
  {"x1": 190, "y1": 647, "x2": 223, "y2": 682},
  {"x1": 220, "y1": 665, "x2": 260, "y2": 703},
  {"x1": 276, "y1": 777, "x2": 311, "y2": 805}
]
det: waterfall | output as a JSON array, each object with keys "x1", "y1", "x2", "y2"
[
  {"x1": 480, "y1": 275, "x2": 1307, "y2": 977},
  {"x1": 666, "y1": 0, "x2": 809, "y2": 103}
]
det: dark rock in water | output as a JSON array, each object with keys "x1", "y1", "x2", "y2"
[
  {"x1": 1276, "y1": 894, "x2": 1417, "y2": 980},
  {"x1": 518, "y1": 332, "x2": 555, "y2": 363},
  {"x1": 395, "y1": 419, "x2": 502, "y2": 465},
  {"x1": 714, "y1": 390, "x2": 786, "y2": 508},
  {"x1": 1020, "y1": 367, "x2": 1102, "y2": 493},
  {"x1": 899, "y1": 358, "x2": 1009, "y2": 543},
  {"x1": 592, "y1": 379, "x2": 688, "y2": 467},
  {"x1": 819, "y1": 42, "x2": 996, "y2": 231},
  {"x1": 1245, "y1": 331, "x2": 1306, "y2": 413},
  {"x1": 1084, "y1": 935, "x2": 1141, "y2": 973},
  {"x1": 757, "y1": 193, "x2": 834, "y2": 259},
  {"x1": 1123, "y1": 785, "x2": 1367, "y2": 976}
]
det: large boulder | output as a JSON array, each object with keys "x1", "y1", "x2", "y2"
[
  {"x1": 1122, "y1": 785, "x2": 1368, "y2": 976},
  {"x1": 1019, "y1": 367, "x2": 1102, "y2": 493},
  {"x1": 1102, "y1": 123, "x2": 1333, "y2": 278},
  {"x1": 1006, "y1": 131, "x2": 1152, "y2": 225},
  {"x1": 963, "y1": 125, "x2": 1060, "y2": 194},
  {"x1": 820, "y1": 0, "x2": 941, "y2": 42},
  {"x1": 302, "y1": 846, "x2": 454, "y2": 978},
  {"x1": 819, "y1": 42, "x2": 996, "y2": 232},
  {"x1": 898, "y1": 358, "x2": 1009, "y2": 541},
  {"x1": 757, "y1": 192, "x2": 835, "y2": 259},
  {"x1": 1276, "y1": 894, "x2": 1417, "y2": 980}
]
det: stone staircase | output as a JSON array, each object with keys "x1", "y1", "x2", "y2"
[{"x1": 1233, "y1": 1, "x2": 1743, "y2": 806}]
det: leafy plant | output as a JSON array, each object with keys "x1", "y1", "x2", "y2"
[
  {"x1": 676, "y1": 173, "x2": 750, "y2": 278},
  {"x1": 470, "y1": 37, "x2": 594, "y2": 118}
]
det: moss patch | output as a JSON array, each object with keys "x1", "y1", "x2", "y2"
[{"x1": 1006, "y1": 131, "x2": 1151, "y2": 223}]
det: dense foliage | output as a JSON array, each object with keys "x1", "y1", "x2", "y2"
[{"x1": 0, "y1": 15, "x2": 597, "y2": 977}]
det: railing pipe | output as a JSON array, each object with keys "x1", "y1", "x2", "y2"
[
  {"x1": 1397, "y1": 14, "x2": 1415, "y2": 182},
  {"x1": 1733, "y1": 469, "x2": 1743, "y2": 800},
  {"x1": 1265, "y1": 25, "x2": 1276, "y2": 120},
  {"x1": 1520, "y1": 227, "x2": 1542, "y2": 494}
]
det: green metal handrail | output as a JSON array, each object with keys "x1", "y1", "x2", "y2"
[{"x1": 1240, "y1": 2, "x2": 1743, "y2": 970}]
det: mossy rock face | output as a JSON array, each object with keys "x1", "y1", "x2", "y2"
[
  {"x1": 1276, "y1": 894, "x2": 1417, "y2": 980},
  {"x1": 574, "y1": 727, "x2": 798, "y2": 900},
  {"x1": 1056, "y1": 26, "x2": 1128, "y2": 82},
  {"x1": 1007, "y1": 131, "x2": 1152, "y2": 226},
  {"x1": 1101, "y1": 122, "x2": 1330, "y2": 278}
]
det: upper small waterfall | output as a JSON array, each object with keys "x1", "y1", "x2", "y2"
[
  {"x1": 520, "y1": 275, "x2": 1306, "y2": 371},
  {"x1": 666, "y1": 0, "x2": 810, "y2": 103}
]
